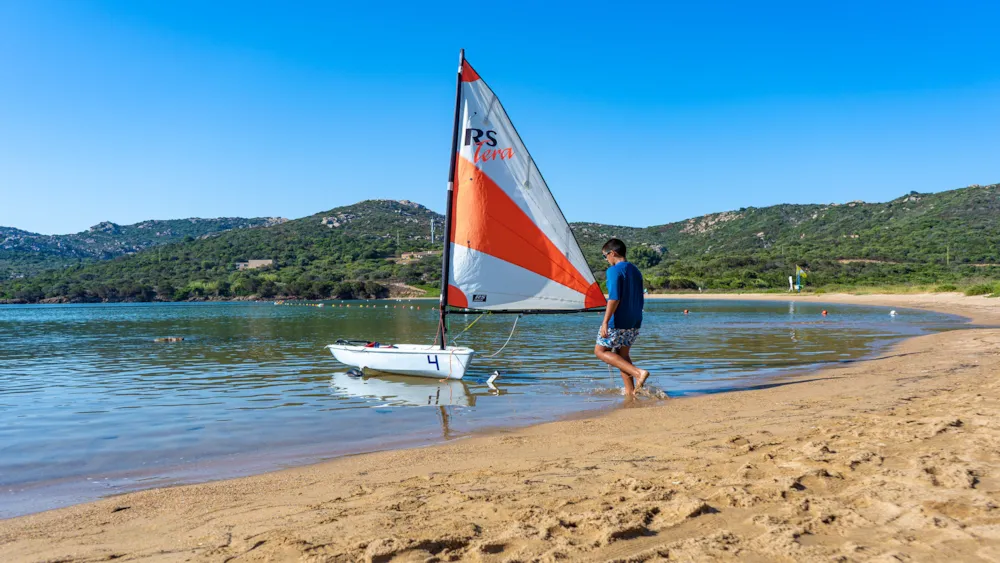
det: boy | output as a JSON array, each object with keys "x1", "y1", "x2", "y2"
[{"x1": 594, "y1": 238, "x2": 650, "y2": 396}]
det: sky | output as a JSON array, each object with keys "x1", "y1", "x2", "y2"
[{"x1": 1, "y1": 1, "x2": 998, "y2": 235}]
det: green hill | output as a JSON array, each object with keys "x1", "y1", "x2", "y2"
[
  {"x1": 1, "y1": 200, "x2": 443, "y2": 302},
  {"x1": 2, "y1": 184, "x2": 999, "y2": 303},
  {"x1": 1, "y1": 217, "x2": 285, "y2": 278},
  {"x1": 572, "y1": 183, "x2": 1000, "y2": 289}
]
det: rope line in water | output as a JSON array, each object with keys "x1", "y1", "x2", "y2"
[
  {"x1": 450, "y1": 312, "x2": 520, "y2": 358},
  {"x1": 450, "y1": 312, "x2": 489, "y2": 343},
  {"x1": 484, "y1": 315, "x2": 520, "y2": 358}
]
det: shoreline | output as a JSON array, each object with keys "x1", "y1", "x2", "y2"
[
  {"x1": 3, "y1": 293, "x2": 1000, "y2": 561},
  {"x1": 645, "y1": 291, "x2": 994, "y2": 324},
  {"x1": 0, "y1": 296, "x2": 441, "y2": 305}
]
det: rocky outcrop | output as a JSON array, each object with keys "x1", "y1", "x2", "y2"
[
  {"x1": 680, "y1": 211, "x2": 744, "y2": 235},
  {"x1": 88, "y1": 221, "x2": 122, "y2": 234}
]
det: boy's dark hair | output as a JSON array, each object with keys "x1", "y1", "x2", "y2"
[{"x1": 602, "y1": 238, "x2": 627, "y2": 258}]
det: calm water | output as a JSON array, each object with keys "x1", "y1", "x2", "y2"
[{"x1": 0, "y1": 299, "x2": 964, "y2": 517}]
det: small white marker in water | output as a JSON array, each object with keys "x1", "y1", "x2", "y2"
[{"x1": 889, "y1": 310, "x2": 897, "y2": 316}]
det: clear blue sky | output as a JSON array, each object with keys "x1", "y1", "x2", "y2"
[{"x1": 2, "y1": 1, "x2": 998, "y2": 234}]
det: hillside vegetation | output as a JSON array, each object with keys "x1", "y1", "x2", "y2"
[
  {"x1": 575, "y1": 183, "x2": 1000, "y2": 290},
  {"x1": 1, "y1": 217, "x2": 285, "y2": 278},
  {"x1": 1, "y1": 200, "x2": 442, "y2": 302},
  {"x1": 2, "y1": 184, "x2": 998, "y2": 303}
]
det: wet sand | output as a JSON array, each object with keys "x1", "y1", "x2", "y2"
[{"x1": 3, "y1": 293, "x2": 1000, "y2": 561}]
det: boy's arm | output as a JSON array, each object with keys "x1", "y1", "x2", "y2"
[
  {"x1": 601, "y1": 267, "x2": 622, "y2": 337},
  {"x1": 601, "y1": 300, "x2": 619, "y2": 337}
]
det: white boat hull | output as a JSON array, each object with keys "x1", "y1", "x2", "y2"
[{"x1": 325, "y1": 344, "x2": 475, "y2": 380}]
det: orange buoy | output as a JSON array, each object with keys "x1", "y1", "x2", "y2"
[
  {"x1": 683, "y1": 309, "x2": 689, "y2": 314},
  {"x1": 822, "y1": 310, "x2": 828, "y2": 316}
]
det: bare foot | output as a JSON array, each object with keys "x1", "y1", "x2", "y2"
[{"x1": 635, "y1": 370, "x2": 650, "y2": 390}]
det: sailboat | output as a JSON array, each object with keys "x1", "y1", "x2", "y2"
[{"x1": 325, "y1": 50, "x2": 606, "y2": 379}]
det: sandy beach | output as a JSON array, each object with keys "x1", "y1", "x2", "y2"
[{"x1": 3, "y1": 293, "x2": 1000, "y2": 562}]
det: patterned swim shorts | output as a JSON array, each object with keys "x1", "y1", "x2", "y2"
[{"x1": 596, "y1": 327, "x2": 640, "y2": 351}]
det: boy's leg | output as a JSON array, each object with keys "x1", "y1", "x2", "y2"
[
  {"x1": 594, "y1": 344, "x2": 641, "y2": 376},
  {"x1": 626, "y1": 342, "x2": 649, "y2": 390},
  {"x1": 594, "y1": 344, "x2": 640, "y2": 394},
  {"x1": 616, "y1": 346, "x2": 635, "y2": 390}
]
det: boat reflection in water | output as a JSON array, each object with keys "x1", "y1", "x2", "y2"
[
  {"x1": 329, "y1": 371, "x2": 484, "y2": 438},
  {"x1": 329, "y1": 372, "x2": 476, "y2": 407}
]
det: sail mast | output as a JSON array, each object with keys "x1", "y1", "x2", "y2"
[{"x1": 438, "y1": 48, "x2": 465, "y2": 349}]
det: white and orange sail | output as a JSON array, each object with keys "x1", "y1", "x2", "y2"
[{"x1": 443, "y1": 57, "x2": 606, "y2": 313}]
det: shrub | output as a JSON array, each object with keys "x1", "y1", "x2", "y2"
[
  {"x1": 258, "y1": 280, "x2": 278, "y2": 298},
  {"x1": 645, "y1": 276, "x2": 668, "y2": 290},
  {"x1": 667, "y1": 277, "x2": 698, "y2": 290},
  {"x1": 364, "y1": 281, "x2": 388, "y2": 298},
  {"x1": 630, "y1": 247, "x2": 661, "y2": 269},
  {"x1": 933, "y1": 284, "x2": 958, "y2": 292},
  {"x1": 964, "y1": 284, "x2": 993, "y2": 296}
]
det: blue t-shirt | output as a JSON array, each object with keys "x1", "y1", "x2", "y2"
[{"x1": 606, "y1": 261, "x2": 644, "y2": 329}]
